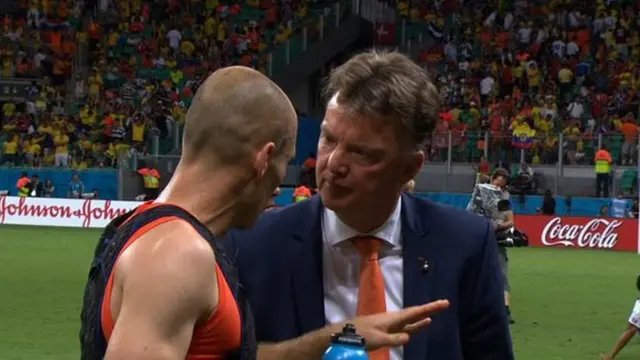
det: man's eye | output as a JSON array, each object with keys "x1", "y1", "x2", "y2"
[{"x1": 323, "y1": 135, "x2": 336, "y2": 144}]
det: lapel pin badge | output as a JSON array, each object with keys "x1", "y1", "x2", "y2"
[{"x1": 417, "y1": 256, "x2": 429, "y2": 273}]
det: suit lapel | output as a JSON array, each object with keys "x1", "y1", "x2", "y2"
[
  {"x1": 402, "y1": 194, "x2": 438, "y2": 360},
  {"x1": 291, "y1": 196, "x2": 326, "y2": 334}
]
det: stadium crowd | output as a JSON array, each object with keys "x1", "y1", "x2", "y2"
[
  {"x1": 0, "y1": 0, "x2": 310, "y2": 169},
  {"x1": 416, "y1": 0, "x2": 640, "y2": 168},
  {"x1": 2, "y1": 0, "x2": 640, "y2": 173}
]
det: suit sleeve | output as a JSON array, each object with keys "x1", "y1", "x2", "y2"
[{"x1": 461, "y1": 220, "x2": 514, "y2": 360}]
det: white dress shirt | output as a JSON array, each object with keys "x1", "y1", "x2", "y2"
[{"x1": 322, "y1": 198, "x2": 404, "y2": 360}]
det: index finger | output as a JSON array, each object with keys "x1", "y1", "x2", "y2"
[{"x1": 387, "y1": 300, "x2": 450, "y2": 327}]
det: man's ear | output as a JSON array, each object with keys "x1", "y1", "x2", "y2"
[
  {"x1": 402, "y1": 150, "x2": 424, "y2": 184},
  {"x1": 254, "y1": 142, "x2": 276, "y2": 178}
]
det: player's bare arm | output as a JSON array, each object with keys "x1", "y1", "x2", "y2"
[
  {"x1": 257, "y1": 300, "x2": 450, "y2": 360},
  {"x1": 601, "y1": 323, "x2": 640, "y2": 360},
  {"x1": 104, "y1": 221, "x2": 218, "y2": 360}
]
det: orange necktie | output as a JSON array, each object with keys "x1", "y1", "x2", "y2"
[{"x1": 351, "y1": 236, "x2": 389, "y2": 360}]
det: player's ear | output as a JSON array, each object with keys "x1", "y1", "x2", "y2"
[{"x1": 254, "y1": 142, "x2": 276, "y2": 178}]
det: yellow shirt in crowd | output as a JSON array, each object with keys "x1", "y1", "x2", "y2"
[
  {"x1": 3, "y1": 139, "x2": 18, "y2": 154},
  {"x1": 54, "y1": 133, "x2": 69, "y2": 155}
]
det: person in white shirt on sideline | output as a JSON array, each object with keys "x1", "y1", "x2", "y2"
[{"x1": 601, "y1": 274, "x2": 640, "y2": 360}]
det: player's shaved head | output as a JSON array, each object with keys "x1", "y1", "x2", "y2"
[{"x1": 182, "y1": 66, "x2": 297, "y2": 167}]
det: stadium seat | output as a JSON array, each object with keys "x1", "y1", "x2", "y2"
[{"x1": 620, "y1": 168, "x2": 637, "y2": 194}]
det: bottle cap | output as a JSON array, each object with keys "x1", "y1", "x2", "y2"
[{"x1": 330, "y1": 323, "x2": 366, "y2": 347}]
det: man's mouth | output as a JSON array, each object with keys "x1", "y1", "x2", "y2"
[{"x1": 324, "y1": 179, "x2": 349, "y2": 191}]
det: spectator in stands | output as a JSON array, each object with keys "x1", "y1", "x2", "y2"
[
  {"x1": 476, "y1": 155, "x2": 491, "y2": 180},
  {"x1": 167, "y1": 27, "x2": 182, "y2": 52},
  {"x1": 600, "y1": 204, "x2": 610, "y2": 218},
  {"x1": 0, "y1": 0, "x2": 317, "y2": 173},
  {"x1": 302, "y1": 152, "x2": 316, "y2": 170},
  {"x1": 411, "y1": 0, "x2": 640, "y2": 172},
  {"x1": 620, "y1": 114, "x2": 639, "y2": 165},
  {"x1": 29, "y1": 174, "x2": 43, "y2": 197},
  {"x1": 75, "y1": 73, "x2": 87, "y2": 100},
  {"x1": 15, "y1": 172, "x2": 30, "y2": 197},
  {"x1": 2, "y1": 101, "x2": 16, "y2": 122},
  {"x1": 541, "y1": 190, "x2": 556, "y2": 215},
  {"x1": 610, "y1": 193, "x2": 631, "y2": 218},
  {"x1": 43, "y1": 179, "x2": 55, "y2": 197},
  {"x1": 566, "y1": 96, "x2": 584, "y2": 122},
  {"x1": 292, "y1": 184, "x2": 312, "y2": 203},
  {"x1": 24, "y1": 133, "x2": 42, "y2": 167},
  {"x1": 1, "y1": 134, "x2": 20, "y2": 165},
  {"x1": 53, "y1": 123, "x2": 70, "y2": 167},
  {"x1": 137, "y1": 163, "x2": 160, "y2": 200},
  {"x1": 67, "y1": 173, "x2": 85, "y2": 198},
  {"x1": 595, "y1": 145, "x2": 612, "y2": 198}
]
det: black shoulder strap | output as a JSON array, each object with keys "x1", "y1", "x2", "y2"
[
  {"x1": 156, "y1": 206, "x2": 257, "y2": 360},
  {"x1": 79, "y1": 204, "x2": 256, "y2": 360},
  {"x1": 81, "y1": 205, "x2": 188, "y2": 360},
  {"x1": 80, "y1": 208, "x2": 137, "y2": 360}
]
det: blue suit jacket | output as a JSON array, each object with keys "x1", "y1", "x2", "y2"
[{"x1": 224, "y1": 194, "x2": 514, "y2": 360}]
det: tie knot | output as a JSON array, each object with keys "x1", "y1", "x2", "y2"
[{"x1": 350, "y1": 236, "x2": 383, "y2": 261}]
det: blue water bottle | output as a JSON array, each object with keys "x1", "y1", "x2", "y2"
[{"x1": 323, "y1": 323, "x2": 369, "y2": 360}]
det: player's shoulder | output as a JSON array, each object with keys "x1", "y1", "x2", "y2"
[
  {"x1": 115, "y1": 219, "x2": 218, "y2": 319},
  {"x1": 124, "y1": 219, "x2": 216, "y2": 274},
  {"x1": 628, "y1": 298, "x2": 640, "y2": 328}
]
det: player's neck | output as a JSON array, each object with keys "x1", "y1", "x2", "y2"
[{"x1": 157, "y1": 166, "x2": 244, "y2": 236}]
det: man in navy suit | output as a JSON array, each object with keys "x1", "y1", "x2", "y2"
[{"x1": 225, "y1": 51, "x2": 514, "y2": 360}]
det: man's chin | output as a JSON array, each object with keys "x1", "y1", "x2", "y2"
[{"x1": 319, "y1": 189, "x2": 351, "y2": 211}]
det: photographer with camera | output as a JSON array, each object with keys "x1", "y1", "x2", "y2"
[{"x1": 467, "y1": 168, "x2": 518, "y2": 324}]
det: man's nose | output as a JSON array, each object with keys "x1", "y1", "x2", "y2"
[{"x1": 326, "y1": 148, "x2": 348, "y2": 176}]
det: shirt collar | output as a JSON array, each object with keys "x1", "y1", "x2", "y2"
[{"x1": 322, "y1": 197, "x2": 402, "y2": 248}]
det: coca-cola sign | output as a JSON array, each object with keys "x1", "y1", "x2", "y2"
[
  {"x1": 516, "y1": 215, "x2": 638, "y2": 253},
  {"x1": 541, "y1": 217, "x2": 623, "y2": 249}
]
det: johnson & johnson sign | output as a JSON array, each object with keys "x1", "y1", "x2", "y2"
[
  {"x1": 516, "y1": 215, "x2": 638, "y2": 253},
  {"x1": 0, "y1": 196, "x2": 142, "y2": 228}
]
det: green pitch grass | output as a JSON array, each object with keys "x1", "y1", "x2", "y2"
[{"x1": 0, "y1": 225, "x2": 638, "y2": 360}]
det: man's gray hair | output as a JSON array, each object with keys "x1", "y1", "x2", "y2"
[{"x1": 324, "y1": 50, "x2": 441, "y2": 149}]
